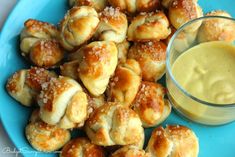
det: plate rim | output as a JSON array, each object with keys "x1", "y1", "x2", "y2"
[
  {"x1": 0, "y1": 1, "x2": 235, "y2": 157},
  {"x1": 0, "y1": 0, "x2": 28, "y2": 152}
]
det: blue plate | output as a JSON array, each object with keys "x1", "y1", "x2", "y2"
[{"x1": 0, "y1": 0, "x2": 235, "y2": 157}]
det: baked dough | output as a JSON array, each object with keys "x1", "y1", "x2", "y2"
[
  {"x1": 132, "y1": 82, "x2": 171, "y2": 127},
  {"x1": 198, "y1": 10, "x2": 235, "y2": 42},
  {"x1": 38, "y1": 76, "x2": 88, "y2": 129},
  {"x1": 78, "y1": 41, "x2": 118, "y2": 96},
  {"x1": 25, "y1": 109, "x2": 71, "y2": 152},
  {"x1": 117, "y1": 40, "x2": 130, "y2": 63},
  {"x1": 85, "y1": 102, "x2": 144, "y2": 146},
  {"x1": 128, "y1": 41, "x2": 167, "y2": 82},
  {"x1": 162, "y1": 0, "x2": 198, "y2": 8},
  {"x1": 127, "y1": 11, "x2": 171, "y2": 42},
  {"x1": 60, "y1": 137, "x2": 105, "y2": 157},
  {"x1": 108, "y1": 0, "x2": 160, "y2": 14},
  {"x1": 59, "y1": 6, "x2": 99, "y2": 51},
  {"x1": 6, "y1": 67, "x2": 56, "y2": 106},
  {"x1": 60, "y1": 45, "x2": 85, "y2": 80},
  {"x1": 106, "y1": 59, "x2": 141, "y2": 107},
  {"x1": 146, "y1": 125, "x2": 199, "y2": 157},
  {"x1": 86, "y1": 93, "x2": 105, "y2": 115},
  {"x1": 20, "y1": 19, "x2": 63, "y2": 67},
  {"x1": 60, "y1": 60, "x2": 80, "y2": 80},
  {"x1": 95, "y1": 7, "x2": 128, "y2": 43},
  {"x1": 161, "y1": 0, "x2": 174, "y2": 8},
  {"x1": 69, "y1": 0, "x2": 107, "y2": 12},
  {"x1": 173, "y1": 28, "x2": 198, "y2": 53},
  {"x1": 168, "y1": 0, "x2": 203, "y2": 32},
  {"x1": 111, "y1": 146, "x2": 150, "y2": 157}
]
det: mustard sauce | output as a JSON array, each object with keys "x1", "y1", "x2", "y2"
[{"x1": 172, "y1": 41, "x2": 235, "y2": 104}]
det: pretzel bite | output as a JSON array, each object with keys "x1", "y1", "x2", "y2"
[
  {"x1": 6, "y1": 67, "x2": 56, "y2": 107},
  {"x1": 60, "y1": 137, "x2": 105, "y2": 157},
  {"x1": 198, "y1": 10, "x2": 235, "y2": 43},
  {"x1": 168, "y1": 0, "x2": 203, "y2": 32},
  {"x1": 108, "y1": 0, "x2": 160, "y2": 14},
  {"x1": 78, "y1": 41, "x2": 118, "y2": 96},
  {"x1": 20, "y1": 19, "x2": 58, "y2": 54},
  {"x1": 25, "y1": 109, "x2": 71, "y2": 152},
  {"x1": 85, "y1": 102, "x2": 144, "y2": 146},
  {"x1": 162, "y1": 0, "x2": 198, "y2": 9},
  {"x1": 146, "y1": 125, "x2": 199, "y2": 157},
  {"x1": 107, "y1": 59, "x2": 141, "y2": 107},
  {"x1": 20, "y1": 19, "x2": 64, "y2": 67},
  {"x1": 95, "y1": 7, "x2": 128, "y2": 43},
  {"x1": 38, "y1": 76, "x2": 88, "y2": 129},
  {"x1": 30, "y1": 40, "x2": 63, "y2": 67},
  {"x1": 111, "y1": 146, "x2": 150, "y2": 157},
  {"x1": 128, "y1": 41, "x2": 167, "y2": 82},
  {"x1": 59, "y1": 6, "x2": 100, "y2": 51},
  {"x1": 69, "y1": 0, "x2": 108, "y2": 12},
  {"x1": 127, "y1": 11, "x2": 171, "y2": 42},
  {"x1": 132, "y1": 82, "x2": 171, "y2": 127}
]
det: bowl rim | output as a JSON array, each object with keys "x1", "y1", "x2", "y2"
[{"x1": 166, "y1": 16, "x2": 235, "y2": 108}]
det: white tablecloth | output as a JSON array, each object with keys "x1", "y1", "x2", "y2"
[{"x1": 0, "y1": 0, "x2": 20, "y2": 157}]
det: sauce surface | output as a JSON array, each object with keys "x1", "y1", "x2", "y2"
[{"x1": 172, "y1": 41, "x2": 235, "y2": 104}]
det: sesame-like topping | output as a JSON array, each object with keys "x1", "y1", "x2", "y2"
[
  {"x1": 91, "y1": 45, "x2": 103, "y2": 61},
  {"x1": 173, "y1": 0, "x2": 178, "y2": 5},
  {"x1": 171, "y1": 0, "x2": 198, "y2": 20},
  {"x1": 156, "y1": 130, "x2": 162, "y2": 136},
  {"x1": 100, "y1": 7, "x2": 120, "y2": 20},
  {"x1": 30, "y1": 39, "x2": 63, "y2": 67},
  {"x1": 133, "y1": 82, "x2": 165, "y2": 115},
  {"x1": 6, "y1": 71, "x2": 22, "y2": 94},
  {"x1": 133, "y1": 41, "x2": 166, "y2": 61},
  {"x1": 39, "y1": 40, "x2": 58, "y2": 56},
  {"x1": 39, "y1": 77, "x2": 73, "y2": 112},
  {"x1": 182, "y1": 0, "x2": 197, "y2": 19},
  {"x1": 26, "y1": 67, "x2": 55, "y2": 91},
  {"x1": 84, "y1": 43, "x2": 110, "y2": 64},
  {"x1": 24, "y1": 19, "x2": 56, "y2": 33},
  {"x1": 134, "y1": 83, "x2": 150, "y2": 107},
  {"x1": 140, "y1": 12, "x2": 147, "y2": 15}
]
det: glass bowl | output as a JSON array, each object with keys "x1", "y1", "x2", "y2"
[{"x1": 166, "y1": 16, "x2": 235, "y2": 125}]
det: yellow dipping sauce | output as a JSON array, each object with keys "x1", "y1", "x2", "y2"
[{"x1": 172, "y1": 41, "x2": 235, "y2": 104}]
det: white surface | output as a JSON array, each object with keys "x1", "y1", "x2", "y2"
[{"x1": 0, "y1": 0, "x2": 20, "y2": 157}]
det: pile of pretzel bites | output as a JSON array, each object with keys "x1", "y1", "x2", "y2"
[{"x1": 6, "y1": 0, "x2": 234, "y2": 156}]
